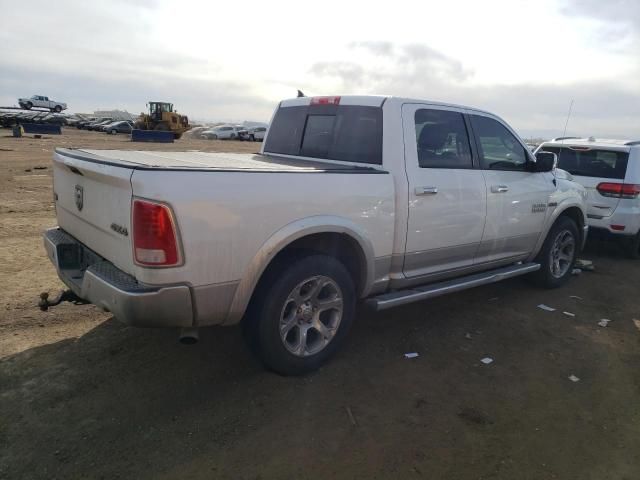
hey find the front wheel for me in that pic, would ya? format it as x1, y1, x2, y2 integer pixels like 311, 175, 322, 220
54, 105, 62, 113
530, 216, 579, 288
243, 254, 356, 375
23, 102, 32, 110
110, 129, 117, 135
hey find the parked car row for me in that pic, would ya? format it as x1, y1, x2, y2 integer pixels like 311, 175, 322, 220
0, 110, 71, 128
201, 124, 267, 141
76, 117, 135, 134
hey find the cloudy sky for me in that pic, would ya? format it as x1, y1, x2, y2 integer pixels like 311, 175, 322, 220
1, 0, 638, 138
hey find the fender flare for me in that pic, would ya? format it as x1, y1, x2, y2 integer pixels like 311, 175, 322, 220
528, 200, 587, 261
224, 215, 376, 325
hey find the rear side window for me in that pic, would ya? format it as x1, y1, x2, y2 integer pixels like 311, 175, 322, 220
540, 146, 629, 179
470, 115, 528, 171
264, 105, 383, 164
414, 109, 472, 168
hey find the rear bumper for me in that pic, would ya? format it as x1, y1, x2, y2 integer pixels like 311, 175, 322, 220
43, 228, 194, 327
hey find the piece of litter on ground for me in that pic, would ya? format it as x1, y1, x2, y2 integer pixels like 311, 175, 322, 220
404, 352, 419, 359
633, 319, 640, 332
570, 295, 583, 300
563, 311, 576, 317
572, 268, 582, 275
465, 333, 472, 340
345, 406, 357, 426
598, 319, 611, 328
575, 259, 594, 271
480, 357, 493, 365
568, 375, 580, 382
537, 304, 556, 312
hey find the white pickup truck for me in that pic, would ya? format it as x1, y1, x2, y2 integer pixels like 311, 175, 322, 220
19, 95, 67, 113
44, 95, 588, 374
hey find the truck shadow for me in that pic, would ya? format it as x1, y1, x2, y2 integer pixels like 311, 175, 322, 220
2, 250, 637, 479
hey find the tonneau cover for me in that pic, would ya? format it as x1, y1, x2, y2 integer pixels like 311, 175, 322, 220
55, 148, 384, 173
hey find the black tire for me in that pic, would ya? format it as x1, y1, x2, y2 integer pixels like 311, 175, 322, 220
110, 129, 117, 135
249, 134, 255, 142
243, 254, 356, 376
230, 133, 237, 139
154, 123, 169, 131
530, 216, 579, 288
625, 232, 640, 259
211, 134, 218, 140
24, 102, 32, 110
54, 105, 62, 113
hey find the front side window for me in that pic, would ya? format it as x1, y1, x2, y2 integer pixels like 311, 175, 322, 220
414, 109, 472, 168
471, 115, 528, 171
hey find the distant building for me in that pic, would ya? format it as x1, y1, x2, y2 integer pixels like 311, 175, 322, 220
93, 110, 136, 121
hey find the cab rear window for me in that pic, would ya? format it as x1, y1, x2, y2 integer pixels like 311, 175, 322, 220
541, 146, 629, 179
264, 105, 383, 165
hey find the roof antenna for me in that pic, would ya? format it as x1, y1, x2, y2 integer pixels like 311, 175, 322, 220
561, 99, 574, 142
297, 90, 305, 98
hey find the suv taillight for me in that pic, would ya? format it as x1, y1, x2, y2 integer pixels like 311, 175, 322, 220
596, 183, 640, 199
132, 199, 181, 266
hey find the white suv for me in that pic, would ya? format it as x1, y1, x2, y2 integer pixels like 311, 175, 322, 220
537, 137, 640, 258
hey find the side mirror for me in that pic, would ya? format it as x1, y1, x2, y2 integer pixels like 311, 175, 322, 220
532, 151, 557, 172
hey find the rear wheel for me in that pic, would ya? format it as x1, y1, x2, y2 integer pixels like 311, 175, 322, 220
243, 254, 355, 375
24, 102, 32, 110
530, 216, 579, 288
110, 129, 117, 135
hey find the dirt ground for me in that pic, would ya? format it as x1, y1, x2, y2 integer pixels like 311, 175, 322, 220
1, 128, 639, 480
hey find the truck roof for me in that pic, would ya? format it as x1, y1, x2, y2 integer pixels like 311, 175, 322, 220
279, 95, 495, 116
541, 137, 639, 151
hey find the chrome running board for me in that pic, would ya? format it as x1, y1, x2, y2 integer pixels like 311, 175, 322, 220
365, 262, 540, 312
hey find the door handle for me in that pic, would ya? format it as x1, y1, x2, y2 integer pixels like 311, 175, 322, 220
491, 185, 509, 193
415, 186, 438, 195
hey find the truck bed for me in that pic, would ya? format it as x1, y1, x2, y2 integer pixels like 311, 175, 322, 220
55, 148, 386, 173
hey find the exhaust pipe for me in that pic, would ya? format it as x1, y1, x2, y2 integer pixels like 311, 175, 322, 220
179, 327, 199, 345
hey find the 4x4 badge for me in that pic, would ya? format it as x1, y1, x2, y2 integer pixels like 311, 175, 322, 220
75, 185, 84, 211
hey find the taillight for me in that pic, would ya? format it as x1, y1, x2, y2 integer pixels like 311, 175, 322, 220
310, 96, 341, 106
596, 183, 640, 199
132, 199, 181, 266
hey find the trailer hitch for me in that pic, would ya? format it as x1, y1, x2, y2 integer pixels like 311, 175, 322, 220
38, 290, 88, 311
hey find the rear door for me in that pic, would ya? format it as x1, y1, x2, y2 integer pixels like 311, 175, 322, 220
470, 114, 555, 263
53, 150, 135, 274
401, 104, 486, 277
539, 146, 629, 218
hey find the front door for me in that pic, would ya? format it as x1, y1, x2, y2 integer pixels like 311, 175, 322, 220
469, 114, 556, 263
402, 104, 487, 278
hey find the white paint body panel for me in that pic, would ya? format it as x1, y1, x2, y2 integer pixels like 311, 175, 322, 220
48, 95, 589, 327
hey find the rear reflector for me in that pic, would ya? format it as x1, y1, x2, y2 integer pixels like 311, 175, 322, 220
132, 199, 181, 266
596, 183, 640, 199
611, 224, 626, 231
310, 96, 341, 106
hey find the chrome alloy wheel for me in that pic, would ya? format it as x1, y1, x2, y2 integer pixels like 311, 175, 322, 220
549, 229, 575, 278
279, 275, 343, 357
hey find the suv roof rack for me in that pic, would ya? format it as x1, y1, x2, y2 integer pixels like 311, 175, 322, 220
625, 140, 640, 146
552, 136, 581, 141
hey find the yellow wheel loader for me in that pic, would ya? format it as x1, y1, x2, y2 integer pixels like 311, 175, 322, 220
135, 102, 191, 139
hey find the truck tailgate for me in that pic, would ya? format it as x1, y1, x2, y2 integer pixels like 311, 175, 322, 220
53, 150, 135, 275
